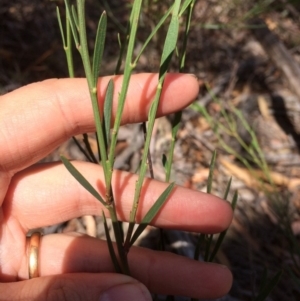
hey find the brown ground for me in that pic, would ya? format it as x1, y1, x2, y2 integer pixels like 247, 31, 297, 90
1, 1, 300, 300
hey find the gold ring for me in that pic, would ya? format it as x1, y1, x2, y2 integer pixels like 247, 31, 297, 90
27, 232, 42, 279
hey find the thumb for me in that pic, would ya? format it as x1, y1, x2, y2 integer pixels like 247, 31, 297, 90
1, 273, 152, 301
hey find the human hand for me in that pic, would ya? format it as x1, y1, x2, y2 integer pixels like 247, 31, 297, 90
0, 73, 233, 300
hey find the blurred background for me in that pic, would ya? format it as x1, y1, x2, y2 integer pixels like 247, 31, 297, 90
1, 1, 300, 300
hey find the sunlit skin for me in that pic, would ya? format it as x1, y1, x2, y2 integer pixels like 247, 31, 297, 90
0, 73, 233, 300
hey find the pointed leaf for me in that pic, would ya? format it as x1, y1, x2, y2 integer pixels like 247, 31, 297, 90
159, 0, 181, 79
60, 155, 106, 205
64, 0, 79, 46
179, 0, 195, 71
207, 150, 217, 194
93, 11, 107, 87
171, 111, 182, 137
165, 111, 182, 182
130, 182, 175, 246
108, 0, 142, 163
56, 7, 66, 48
82, 133, 98, 163
231, 190, 238, 210
223, 177, 232, 201
102, 212, 122, 273
179, 0, 194, 16
209, 186, 237, 262
103, 79, 114, 150
71, 4, 79, 30
134, 4, 174, 64
208, 229, 226, 262
72, 136, 93, 162
127, 100, 158, 227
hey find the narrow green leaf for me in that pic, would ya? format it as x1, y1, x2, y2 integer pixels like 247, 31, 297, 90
102, 212, 122, 273
76, 0, 92, 80
231, 190, 238, 210
101, 0, 126, 34
141, 122, 155, 179
114, 32, 126, 74
103, 79, 114, 150
65, 8, 75, 78
253, 270, 282, 301
92, 11, 107, 87
60, 155, 106, 206
117, 33, 122, 48
108, 0, 142, 164
76, 0, 109, 179
162, 154, 168, 171
191, 103, 213, 124
71, 4, 79, 30
64, 0, 79, 47
127, 100, 157, 228
129, 182, 175, 247
72, 136, 93, 162
207, 150, 217, 194
134, 4, 174, 64
159, 0, 181, 79
208, 179, 235, 262
125, 2, 181, 244
179, 0, 194, 16
179, 0, 195, 71
171, 111, 182, 137
105, 202, 130, 275
208, 230, 226, 262
82, 133, 98, 163
223, 177, 232, 201
165, 111, 182, 182
56, 7, 66, 48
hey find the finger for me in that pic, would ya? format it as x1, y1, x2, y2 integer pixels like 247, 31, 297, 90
0, 73, 198, 173
2, 273, 151, 301
19, 233, 232, 299
7, 161, 233, 233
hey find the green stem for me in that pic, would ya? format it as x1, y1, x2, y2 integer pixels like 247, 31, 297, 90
107, 0, 143, 192
66, 10, 75, 78
125, 0, 181, 247
179, 0, 195, 71
76, 0, 109, 179
125, 82, 165, 246
107, 205, 130, 275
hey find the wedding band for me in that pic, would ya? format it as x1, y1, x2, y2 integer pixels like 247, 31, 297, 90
27, 232, 42, 279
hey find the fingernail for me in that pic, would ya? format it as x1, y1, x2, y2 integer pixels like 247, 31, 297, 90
187, 73, 198, 79
99, 283, 152, 301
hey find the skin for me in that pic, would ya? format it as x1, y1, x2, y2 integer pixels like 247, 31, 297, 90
0, 73, 233, 300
